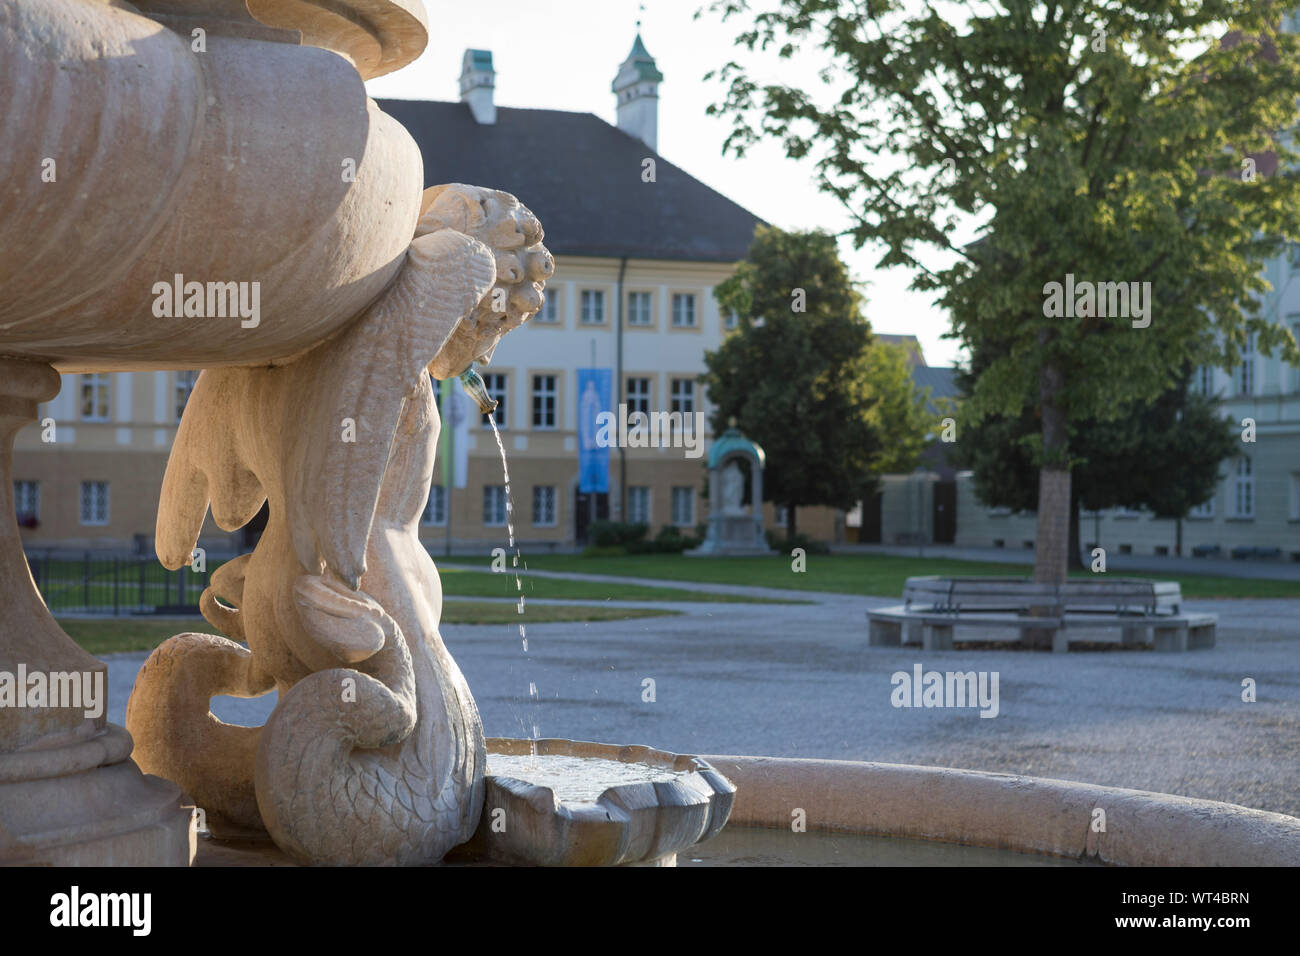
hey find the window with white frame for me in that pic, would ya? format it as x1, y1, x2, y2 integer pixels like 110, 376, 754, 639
422, 485, 447, 526
627, 486, 650, 524
483, 485, 507, 526
79, 374, 110, 422
1231, 457, 1254, 518
626, 377, 650, 416
627, 291, 652, 326
774, 504, 789, 526
80, 481, 109, 526
175, 370, 199, 422
1196, 365, 1214, 397
670, 378, 695, 415
538, 289, 559, 323
14, 481, 39, 521
580, 289, 605, 325
481, 373, 507, 428
1189, 496, 1215, 519
671, 486, 695, 526
671, 293, 697, 328
531, 374, 557, 429
1238, 332, 1255, 396
670, 377, 696, 443
532, 485, 557, 526
725, 309, 739, 330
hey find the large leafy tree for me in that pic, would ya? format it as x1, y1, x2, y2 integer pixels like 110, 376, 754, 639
704, 0, 1300, 584
955, 345, 1239, 567
703, 226, 928, 536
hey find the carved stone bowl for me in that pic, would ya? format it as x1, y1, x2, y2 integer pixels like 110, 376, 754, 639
451, 738, 736, 867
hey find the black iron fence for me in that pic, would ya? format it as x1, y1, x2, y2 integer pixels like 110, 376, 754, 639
25, 551, 214, 616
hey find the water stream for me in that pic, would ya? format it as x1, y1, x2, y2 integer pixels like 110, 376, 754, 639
487, 417, 539, 765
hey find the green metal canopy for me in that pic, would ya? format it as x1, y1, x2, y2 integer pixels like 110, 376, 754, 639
708, 426, 765, 470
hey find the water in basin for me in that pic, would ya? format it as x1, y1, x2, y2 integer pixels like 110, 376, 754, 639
487, 753, 691, 805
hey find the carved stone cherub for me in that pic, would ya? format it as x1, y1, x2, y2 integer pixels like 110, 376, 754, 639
127, 184, 551, 865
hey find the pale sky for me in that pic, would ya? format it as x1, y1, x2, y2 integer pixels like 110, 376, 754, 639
366, 0, 964, 368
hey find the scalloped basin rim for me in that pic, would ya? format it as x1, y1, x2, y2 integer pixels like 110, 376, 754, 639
469, 737, 737, 866
484, 737, 731, 818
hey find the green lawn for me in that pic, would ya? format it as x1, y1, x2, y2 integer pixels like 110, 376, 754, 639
59, 603, 680, 655
462, 552, 1300, 600
437, 567, 798, 604
29, 556, 800, 610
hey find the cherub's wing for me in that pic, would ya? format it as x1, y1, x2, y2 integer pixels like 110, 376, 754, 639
284, 229, 497, 587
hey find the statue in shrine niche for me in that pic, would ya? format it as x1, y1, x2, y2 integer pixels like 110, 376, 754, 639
721, 462, 746, 514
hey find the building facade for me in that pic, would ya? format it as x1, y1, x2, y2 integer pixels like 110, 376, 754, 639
955, 249, 1300, 557
12, 37, 841, 555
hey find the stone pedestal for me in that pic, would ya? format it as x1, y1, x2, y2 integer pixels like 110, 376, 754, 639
0, 359, 194, 866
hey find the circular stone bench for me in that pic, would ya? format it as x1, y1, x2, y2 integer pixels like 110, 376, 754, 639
867, 576, 1215, 652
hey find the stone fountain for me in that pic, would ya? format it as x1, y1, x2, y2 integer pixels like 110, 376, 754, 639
4, 0, 1300, 870
0, 0, 734, 867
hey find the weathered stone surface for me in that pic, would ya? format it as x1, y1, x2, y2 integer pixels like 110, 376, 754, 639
127, 185, 550, 865
0, 360, 194, 866
1, 0, 555, 867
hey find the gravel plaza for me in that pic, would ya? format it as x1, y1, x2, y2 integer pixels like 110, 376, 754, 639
103, 569, 1300, 819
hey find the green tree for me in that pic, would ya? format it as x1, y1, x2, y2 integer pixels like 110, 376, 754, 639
704, 226, 926, 536
705, 0, 1300, 584
955, 347, 1239, 567
864, 341, 936, 474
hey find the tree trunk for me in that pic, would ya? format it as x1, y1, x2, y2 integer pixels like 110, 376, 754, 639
1067, 481, 1084, 571
1033, 356, 1071, 586
786, 504, 797, 539
1028, 353, 1070, 649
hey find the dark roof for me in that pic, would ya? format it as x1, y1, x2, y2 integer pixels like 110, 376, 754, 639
377, 99, 765, 262
911, 364, 958, 401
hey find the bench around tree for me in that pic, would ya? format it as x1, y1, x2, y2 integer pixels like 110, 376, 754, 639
867, 576, 1215, 652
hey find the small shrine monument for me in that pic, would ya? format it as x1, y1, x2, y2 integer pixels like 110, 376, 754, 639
687, 423, 775, 556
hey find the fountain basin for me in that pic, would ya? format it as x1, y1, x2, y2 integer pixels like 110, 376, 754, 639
189, 753, 1300, 866
703, 756, 1300, 866
450, 738, 736, 867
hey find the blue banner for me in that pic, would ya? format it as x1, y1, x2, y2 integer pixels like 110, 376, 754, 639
577, 367, 611, 493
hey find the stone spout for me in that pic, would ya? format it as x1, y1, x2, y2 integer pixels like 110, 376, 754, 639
458, 366, 498, 415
